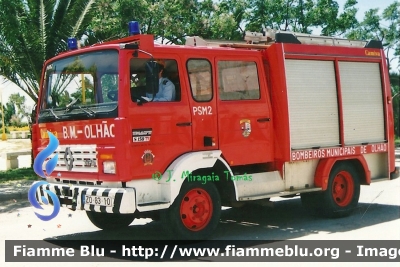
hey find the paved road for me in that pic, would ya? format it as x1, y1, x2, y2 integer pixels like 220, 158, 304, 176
1, 177, 399, 267
1, 150, 399, 266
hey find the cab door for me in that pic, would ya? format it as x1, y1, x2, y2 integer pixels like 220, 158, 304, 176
183, 57, 219, 151
127, 55, 192, 178
215, 56, 273, 166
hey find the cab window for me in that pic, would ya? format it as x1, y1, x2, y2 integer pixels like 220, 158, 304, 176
217, 61, 260, 100
187, 59, 212, 102
130, 58, 180, 102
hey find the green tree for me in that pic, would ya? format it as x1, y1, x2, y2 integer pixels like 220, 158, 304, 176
0, 102, 16, 127
9, 93, 29, 122
0, 0, 96, 104
89, 0, 248, 44
246, 0, 358, 34
208, 0, 247, 40
247, 0, 294, 32
314, 0, 359, 36
345, 2, 400, 71
391, 72, 400, 136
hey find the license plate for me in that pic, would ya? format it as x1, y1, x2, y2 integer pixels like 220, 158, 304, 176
85, 195, 113, 207
133, 136, 150, 142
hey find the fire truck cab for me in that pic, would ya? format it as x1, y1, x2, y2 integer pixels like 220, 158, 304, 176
33, 22, 398, 239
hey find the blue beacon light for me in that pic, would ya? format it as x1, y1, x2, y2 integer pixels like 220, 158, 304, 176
67, 37, 78, 50
128, 21, 140, 36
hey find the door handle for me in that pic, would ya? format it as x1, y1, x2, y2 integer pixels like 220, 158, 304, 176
176, 122, 192, 127
257, 118, 270, 122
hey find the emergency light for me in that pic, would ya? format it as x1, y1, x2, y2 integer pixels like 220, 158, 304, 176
67, 37, 78, 50
128, 21, 140, 36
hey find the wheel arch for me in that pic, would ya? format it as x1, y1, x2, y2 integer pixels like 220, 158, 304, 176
314, 156, 371, 191
164, 150, 234, 206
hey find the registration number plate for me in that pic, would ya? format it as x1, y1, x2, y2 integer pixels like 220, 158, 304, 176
85, 195, 113, 207
133, 136, 150, 142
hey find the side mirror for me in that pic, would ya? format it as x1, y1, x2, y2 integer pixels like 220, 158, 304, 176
145, 61, 159, 97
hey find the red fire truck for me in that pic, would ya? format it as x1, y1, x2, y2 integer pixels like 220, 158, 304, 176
33, 21, 399, 239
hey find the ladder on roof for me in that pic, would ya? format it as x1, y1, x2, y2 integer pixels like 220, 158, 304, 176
185, 29, 381, 49
185, 35, 270, 49
251, 29, 368, 47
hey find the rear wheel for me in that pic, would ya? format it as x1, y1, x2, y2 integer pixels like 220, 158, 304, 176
321, 162, 360, 217
161, 182, 221, 240
86, 211, 135, 230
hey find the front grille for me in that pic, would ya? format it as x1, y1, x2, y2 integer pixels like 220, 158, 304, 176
55, 178, 102, 186
49, 144, 98, 173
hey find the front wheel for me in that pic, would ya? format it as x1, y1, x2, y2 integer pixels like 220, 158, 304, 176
161, 182, 221, 240
319, 162, 360, 218
86, 211, 135, 230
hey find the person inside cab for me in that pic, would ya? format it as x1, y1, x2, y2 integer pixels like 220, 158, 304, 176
146, 60, 176, 101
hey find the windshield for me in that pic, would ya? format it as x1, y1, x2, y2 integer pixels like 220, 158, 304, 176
38, 50, 119, 123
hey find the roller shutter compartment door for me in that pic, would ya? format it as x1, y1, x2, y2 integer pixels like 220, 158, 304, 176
339, 62, 385, 145
286, 59, 340, 149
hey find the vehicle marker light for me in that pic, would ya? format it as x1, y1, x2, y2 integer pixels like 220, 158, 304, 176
128, 21, 140, 36
67, 37, 78, 50
100, 154, 113, 160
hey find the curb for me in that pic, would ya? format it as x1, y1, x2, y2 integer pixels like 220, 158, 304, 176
0, 190, 29, 203
0, 180, 34, 203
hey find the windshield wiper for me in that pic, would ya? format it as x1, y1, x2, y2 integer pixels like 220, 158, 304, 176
48, 108, 60, 120
77, 105, 95, 117
64, 98, 96, 118
65, 98, 79, 112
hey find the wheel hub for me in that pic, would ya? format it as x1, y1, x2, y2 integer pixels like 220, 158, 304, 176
180, 188, 213, 231
332, 171, 354, 207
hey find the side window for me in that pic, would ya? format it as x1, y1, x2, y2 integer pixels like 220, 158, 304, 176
130, 58, 180, 102
187, 59, 212, 102
218, 61, 260, 100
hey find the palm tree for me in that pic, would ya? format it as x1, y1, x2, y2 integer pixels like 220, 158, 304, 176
0, 0, 96, 104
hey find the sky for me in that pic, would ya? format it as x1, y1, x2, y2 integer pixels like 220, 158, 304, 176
0, 77, 35, 111
0, 0, 398, 108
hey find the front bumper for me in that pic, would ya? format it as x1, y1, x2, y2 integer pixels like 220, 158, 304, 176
35, 182, 136, 214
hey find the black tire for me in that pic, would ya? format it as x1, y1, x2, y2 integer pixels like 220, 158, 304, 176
86, 211, 135, 230
161, 181, 221, 240
318, 162, 360, 218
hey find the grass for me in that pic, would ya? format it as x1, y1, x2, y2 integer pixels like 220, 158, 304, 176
396, 139, 400, 147
0, 167, 38, 183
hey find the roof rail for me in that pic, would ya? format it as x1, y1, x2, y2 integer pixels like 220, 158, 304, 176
185, 36, 270, 49
185, 30, 382, 50
275, 31, 366, 47
185, 36, 234, 47
245, 30, 382, 49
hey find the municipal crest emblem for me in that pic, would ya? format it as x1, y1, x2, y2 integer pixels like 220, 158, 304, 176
240, 119, 251, 137
142, 150, 155, 165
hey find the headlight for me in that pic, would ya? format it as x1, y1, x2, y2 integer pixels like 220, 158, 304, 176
103, 161, 116, 174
